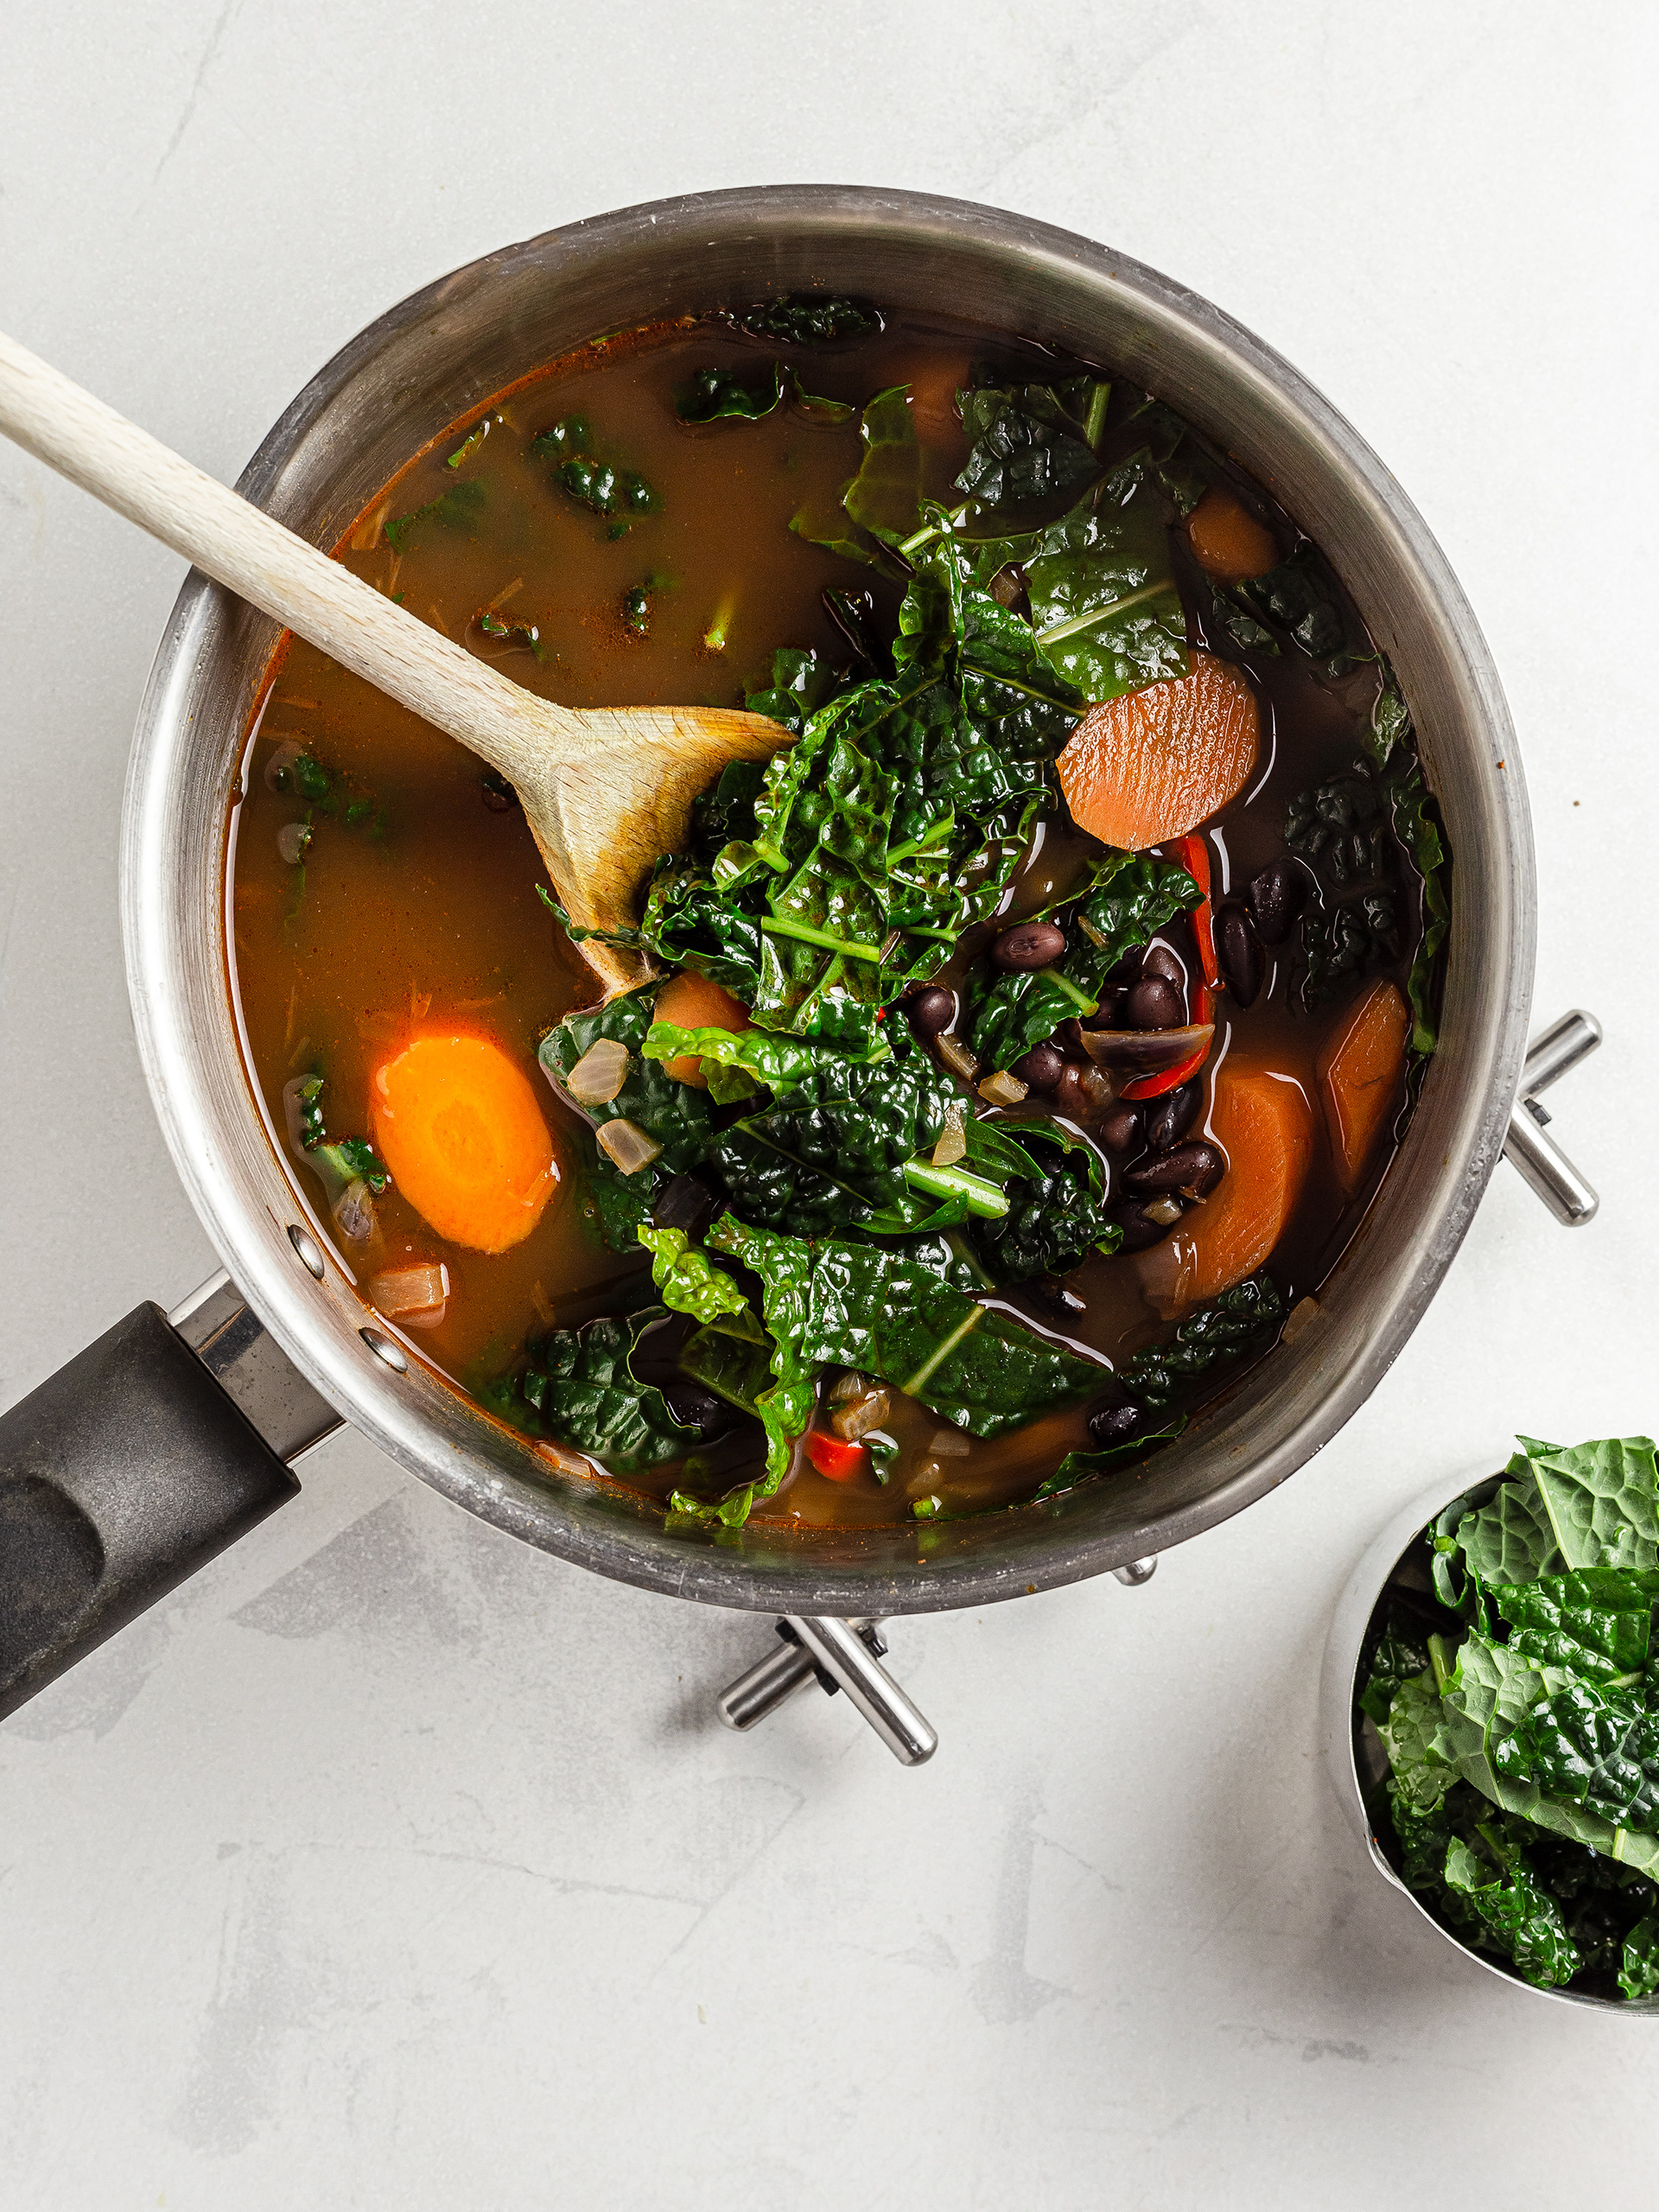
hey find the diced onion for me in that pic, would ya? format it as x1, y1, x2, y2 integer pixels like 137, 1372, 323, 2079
369, 1262, 450, 1319
831, 1386, 892, 1443
332, 1179, 378, 1244
936, 1034, 979, 1082
1146, 1195, 1183, 1225
829, 1369, 870, 1404
978, 1069, 1029, 1107
565, 1037, 632, 1105
595, 1117, 663, 1174
276, 820, 311, 866
931, 1103, 966, 1166
927, 1427, 972, 1458
1079, 1066, 1114, 1109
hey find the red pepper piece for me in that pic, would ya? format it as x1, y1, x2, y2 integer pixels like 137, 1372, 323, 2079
805, 1429, 867, 1481
1122, 1039, 1211, 1101
1173, 833, 1221, 994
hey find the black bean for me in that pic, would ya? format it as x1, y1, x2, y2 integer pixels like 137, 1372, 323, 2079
1124, 976, 1186, 1030
1097, 1103, 1145, 1158
660, 1380, 732, 1440
906, 985, 956, 1039
992, 919, 1067, 972
1035, 1276, 1087, 1317
1051, 1064, 1086, 1116
1141, 943, 1185, 988
481, 768, 518, 813
1014, 1040, 1065, 1092
652, 1173, 718, 1240
1249, 855, 1306, 947
1215, 899, 1264, 1007
1088, 1401, 1141, 1446
1082, 987, 1127, 1031
1144, 1079, 1201, 1154
1110, 1198, 1184, 1252
1124, 1140, 1225, 1198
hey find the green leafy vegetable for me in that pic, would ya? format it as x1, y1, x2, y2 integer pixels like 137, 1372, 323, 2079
969, 849, 1201, 1071
1392, 760, 1450, 1055
955, 378, 1102, 507
638, 1224, 765, 1335
1015, 454, 1188, 705
497, 1310, 696, 1473
385, 477, 486, 550
677, 363, 785, 422
1031, 1414, 1185, 1501
1116, 1274, 1285, 1413
708, 1214, 1105, 1440
730, 296, 879, 345
540, 984, 714, 1193
1368, 1435, 1659, 1995
1357, 1611, 1433, 1726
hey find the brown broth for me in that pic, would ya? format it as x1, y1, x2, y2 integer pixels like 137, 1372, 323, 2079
227, 313, 1431, 1529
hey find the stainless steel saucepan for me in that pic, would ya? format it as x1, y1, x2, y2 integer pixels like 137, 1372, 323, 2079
0, 187, 1598, 1762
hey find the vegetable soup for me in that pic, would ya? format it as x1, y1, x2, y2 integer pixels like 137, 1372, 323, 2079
228, 296, 1448, 1531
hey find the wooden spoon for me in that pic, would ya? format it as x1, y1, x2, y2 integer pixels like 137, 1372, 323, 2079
0, 329, 792, 994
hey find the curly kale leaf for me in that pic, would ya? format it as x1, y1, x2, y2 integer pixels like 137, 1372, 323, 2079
1449, 1456, 1564, 1587
1492, 1570, 1659, 1682
708, 1215, 1104, 1440
1494, 1683, 1659, 1835
1030, 1413, 1185, 1501
1357, 1610, 1434, 1727
1228, 545, 1353, 671
501, 1309, 696, 1473
1621, 1914, 1659, 1999
539, 982, 715, 1179
730, 296, 880, 345
1300, 890, 1400, 1008
636, 1224, 815, 1527
742, 645, 838, 738
638, 1224, 765, 1336
1116, 1273, 1285, 1414
638, 861, 765, 1001
955, 378, 1104, 508
1286, 763, 1395, 892
967, 1130, 1118, 1282
676, 362, 785, 423
1392, 759, 1450, 1054
1443, 1833, 1581, 1987
1516, 1435, 1659, 1571
1018, 453, 1188, 705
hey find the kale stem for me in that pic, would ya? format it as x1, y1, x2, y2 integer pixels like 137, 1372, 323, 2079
1036, 576, 1171, 646
901, 1303, 988, 1397
903, 1159, 1009, 1218
1084, 380, 1111, 454
1040, 966, 1100, 1016
759, 916, 886, 963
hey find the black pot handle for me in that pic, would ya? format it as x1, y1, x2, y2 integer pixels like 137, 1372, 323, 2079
0, 1279, 341, 1719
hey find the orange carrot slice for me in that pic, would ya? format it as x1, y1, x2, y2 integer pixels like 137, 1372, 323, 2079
653, 969, 752, 1087
1152, 1063, 1313, 1315
1318, 980, 1409, 1191
372, 1033, 558, 1254
1057, 650, 1260, 852
1186, 486, 1277, 582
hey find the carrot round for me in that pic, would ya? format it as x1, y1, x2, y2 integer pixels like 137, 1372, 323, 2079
1186, 485, 1277, 582
372, 1033, 559, 1254
1057, 650, 1260, 852
1152, 1063, 1313, 1314
654, 969, 751, 1087
1318, 979, 1409, 1191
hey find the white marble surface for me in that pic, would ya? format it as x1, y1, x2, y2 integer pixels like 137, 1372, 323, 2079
3, 3, 1656, 2203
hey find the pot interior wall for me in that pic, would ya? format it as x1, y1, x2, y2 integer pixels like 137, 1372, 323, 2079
124, 188, 1533, 1613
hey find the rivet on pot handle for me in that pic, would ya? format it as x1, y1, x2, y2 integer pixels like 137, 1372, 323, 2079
1503, 1009, 1601, 1226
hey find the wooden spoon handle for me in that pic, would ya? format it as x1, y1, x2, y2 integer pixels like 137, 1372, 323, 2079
0, 327, 586, 781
